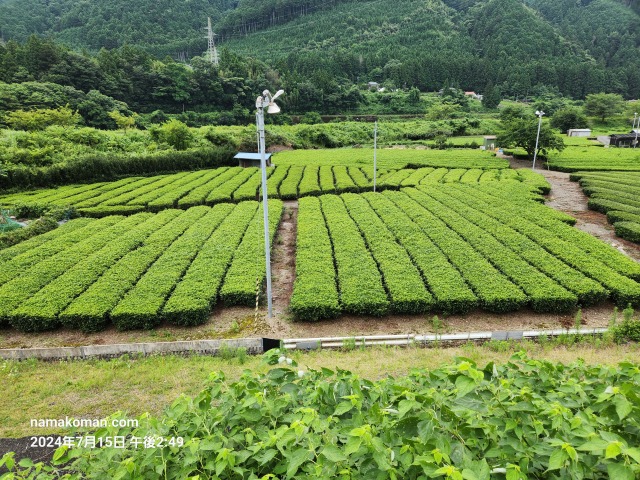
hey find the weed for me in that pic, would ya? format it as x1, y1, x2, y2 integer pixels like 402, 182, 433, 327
342, 337, 356, 352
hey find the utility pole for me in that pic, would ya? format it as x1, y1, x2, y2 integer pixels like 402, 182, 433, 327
205, 17, 219, 66
373, 121, 378, 192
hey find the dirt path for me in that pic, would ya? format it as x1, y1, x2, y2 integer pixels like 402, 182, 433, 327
270, 200, 298, 317
508, 157, 640, 263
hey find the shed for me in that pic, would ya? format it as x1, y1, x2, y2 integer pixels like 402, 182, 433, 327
567, 129, 592, 137
483, 135, 497, 150
609, 133, 639, 148
235, 152, 272, 168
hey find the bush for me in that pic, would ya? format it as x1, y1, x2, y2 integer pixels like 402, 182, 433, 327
0, 147, 235, 189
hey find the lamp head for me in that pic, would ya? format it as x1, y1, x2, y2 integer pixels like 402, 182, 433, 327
267, 103, 281, 114
535, 110, 545, 117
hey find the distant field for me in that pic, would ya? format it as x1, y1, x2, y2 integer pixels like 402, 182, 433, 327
548, 146, 640, 171
274, 148, 507, 169
0, 164, 542, 218
571, 171, 640, 244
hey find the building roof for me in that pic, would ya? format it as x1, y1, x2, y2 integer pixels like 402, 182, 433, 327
234, 153, 272, 161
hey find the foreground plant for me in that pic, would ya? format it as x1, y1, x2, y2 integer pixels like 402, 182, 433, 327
2, 353, 640, 479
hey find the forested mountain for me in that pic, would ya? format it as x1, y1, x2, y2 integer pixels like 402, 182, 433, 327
0, 0, 638, 99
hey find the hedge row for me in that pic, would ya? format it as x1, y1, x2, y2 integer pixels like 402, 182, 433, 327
9, 210, 181, 332
232, 169, 270, 202
261, 165, 289, 197
347, 166, 370, 186
342, 193, 433, 314
102, 174, 178, 206
279, 166, 305, 200
289, 197, 341, 321
405, 188, 578, 313
59, 207, 212, 332
615, 222, 640, 244
110, 206, 234, 330
0, 215, 137, 326
383, 190, 528, 313
0, 217, 94, 264
0, 147, 235, 189
320, 194, 389, 316
440, 186, 607, 305
297, 165, 321, 197
400, 167, 434, 186
162, 202, 258, 326
74, 176, 162, 208
206, 168, 257, 204
458, 168, 483, 183
450, 185, 640, 307
148, 169, 226, 210
177, 168, 237, 208
132, 170, 207, 207
219, 200, 283, 306
607, 210, 640, 225
333, 165, 358, 193
362, 192, 477, 314
0, 217, 115, 288
419, 167, 448, 184
77, 205, 146, 217
318, 165, 335, 192
442, 168, 467, 183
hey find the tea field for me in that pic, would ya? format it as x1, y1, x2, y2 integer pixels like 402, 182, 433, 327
548, 146, 640, 172
572, 171, 640, 244
0, 164, 545, 218
291, 185, 640, 320
0, 200, 283, 332
274, 147, 508, 169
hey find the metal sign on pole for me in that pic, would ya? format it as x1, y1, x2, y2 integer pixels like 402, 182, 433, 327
373, 120, 378, 192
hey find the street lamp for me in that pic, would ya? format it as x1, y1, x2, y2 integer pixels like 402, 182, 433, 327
633, 112, 638, 148
532, 110, 545, 170
255, 89, 284, 318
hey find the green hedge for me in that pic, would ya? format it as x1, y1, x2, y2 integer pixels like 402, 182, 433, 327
162, 203, 256, 326
0, 147, 235, 189
615, 221, 640, 244
443, 185, 607, 306
320, 194, 389, 316
110, 207, 232, 330
342, 193, 433, 314
219, 200, 284, 306
289, 197, 341, 321
9, 211, 176, 332
405, 188, 578, 313
60, 208, 209, 333
384, 190, 528, 313
0, 215, 135, 328
363, 192, 477, 314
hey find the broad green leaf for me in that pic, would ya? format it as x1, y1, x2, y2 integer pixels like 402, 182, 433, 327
321, 445, 347, 463
577, 439, 608, 452
613, 396, 633, 420
334, 402, 353, 416
607, 463, 634, 480
547, 449, 566, 471
455, 375, 476, 398
623, 447, 640, 463
605, 442, 622, 459
286, 449, 311, 479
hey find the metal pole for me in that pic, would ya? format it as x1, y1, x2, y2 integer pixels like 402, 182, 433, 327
373, 121, 378, 192
256, 105, 273, 318
532, 113, 543, 170
634, 113, 638, 148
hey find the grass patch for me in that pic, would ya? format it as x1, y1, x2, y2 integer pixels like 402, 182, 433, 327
1, 341, 639, 438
